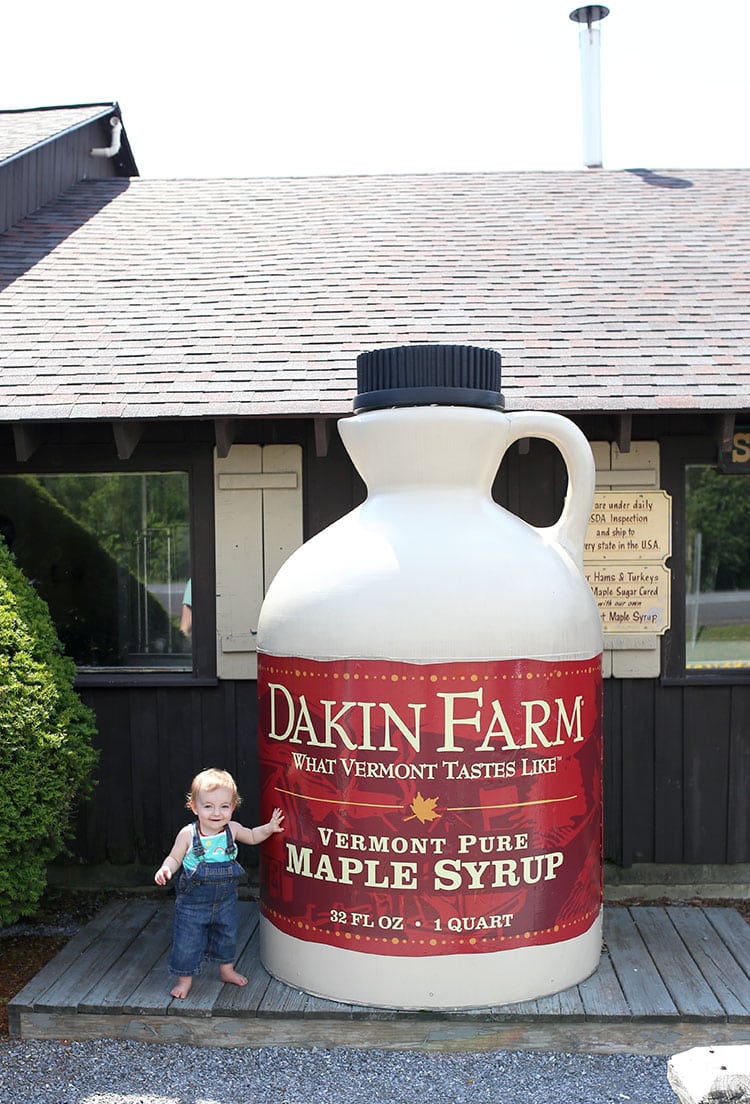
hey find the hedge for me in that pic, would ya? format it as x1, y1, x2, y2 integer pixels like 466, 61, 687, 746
0, 540, 98, 926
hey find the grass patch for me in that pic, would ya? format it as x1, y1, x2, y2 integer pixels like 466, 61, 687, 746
696, 622, 750, 642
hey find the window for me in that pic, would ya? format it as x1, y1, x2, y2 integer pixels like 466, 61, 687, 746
685, 464, 750, 670
0, 471, 192, 671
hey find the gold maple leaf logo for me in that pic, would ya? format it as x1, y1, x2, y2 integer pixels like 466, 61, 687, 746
404, 792, 441, 824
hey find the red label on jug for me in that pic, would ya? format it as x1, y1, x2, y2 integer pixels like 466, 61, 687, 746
258, 655, 602, 957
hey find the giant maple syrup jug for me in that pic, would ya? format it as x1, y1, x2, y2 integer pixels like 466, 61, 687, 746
257, 345, 603, 1009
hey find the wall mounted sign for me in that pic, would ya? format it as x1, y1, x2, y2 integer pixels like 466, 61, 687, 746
584, 491, 672, 634
718, 429, 750, 473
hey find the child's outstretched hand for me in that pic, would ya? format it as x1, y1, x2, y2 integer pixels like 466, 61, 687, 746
268, 807, 285, 834
154, 865, 172, 886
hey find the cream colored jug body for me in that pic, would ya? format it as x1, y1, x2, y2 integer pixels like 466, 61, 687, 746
257, 404, 603, 1009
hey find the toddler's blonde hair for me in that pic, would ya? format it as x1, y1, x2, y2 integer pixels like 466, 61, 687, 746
186, 768, 242, 809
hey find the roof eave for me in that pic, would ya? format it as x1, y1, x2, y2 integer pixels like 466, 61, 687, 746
0, 102, 139, 176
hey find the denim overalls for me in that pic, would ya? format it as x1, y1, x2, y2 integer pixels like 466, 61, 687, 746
168, 823, 245, 977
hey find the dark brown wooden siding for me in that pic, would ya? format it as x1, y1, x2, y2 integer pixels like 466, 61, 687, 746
70, 676, 750, 869
5, 413, 748, 872
0, 114, 132, 233
77, 682, 260, 870
604, 679, 750, 866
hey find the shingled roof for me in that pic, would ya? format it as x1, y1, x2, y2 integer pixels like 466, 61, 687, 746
0, 168, 748, 422
0, 104, 120, 163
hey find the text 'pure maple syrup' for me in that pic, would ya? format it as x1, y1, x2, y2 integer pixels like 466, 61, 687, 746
257, 344, 603, 1009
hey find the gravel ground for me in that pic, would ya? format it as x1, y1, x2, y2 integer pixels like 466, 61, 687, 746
0, 1039, 677, 1103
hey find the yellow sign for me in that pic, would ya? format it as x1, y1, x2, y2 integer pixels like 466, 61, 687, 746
584, 491, 672, 635
584, 563, 671, 633
584, 491, 671, 562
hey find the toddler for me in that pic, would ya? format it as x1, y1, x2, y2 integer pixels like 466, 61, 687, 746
155, 767, 284, 999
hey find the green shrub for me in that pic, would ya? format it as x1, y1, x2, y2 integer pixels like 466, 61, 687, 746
0, 540, 98, 926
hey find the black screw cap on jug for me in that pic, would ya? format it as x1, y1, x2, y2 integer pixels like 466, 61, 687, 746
354, 344, 504, 413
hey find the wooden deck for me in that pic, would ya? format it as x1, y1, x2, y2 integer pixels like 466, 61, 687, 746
9, 900, 750, 1054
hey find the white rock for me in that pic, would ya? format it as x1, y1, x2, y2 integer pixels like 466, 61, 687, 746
668, 1046, 750, 1104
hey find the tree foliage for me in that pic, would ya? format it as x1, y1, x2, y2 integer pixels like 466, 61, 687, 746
686, 466, 750, 592
0, 540, 99, 926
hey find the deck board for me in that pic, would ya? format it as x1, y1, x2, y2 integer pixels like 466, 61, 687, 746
8, 899, 130, 1014
577, 950, 632, 1019
603, 908, 678, 1018
213, 912, 270, 1016
9, 901, 750, 1054
527, 985, 587, 1019
258, 976, 310, 1017
122, 944, 173, 1018
630, 906, 727, 1019
704, 907, 750, 978
666, 906, 750, 1019
304, 993, 361, 1018
33, 900, 159, 1015
79, 906, 173, 1015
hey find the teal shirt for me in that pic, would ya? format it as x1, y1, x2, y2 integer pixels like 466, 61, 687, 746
183, 826, 237, 872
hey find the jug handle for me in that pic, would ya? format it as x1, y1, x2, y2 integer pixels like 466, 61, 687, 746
504, 411, 595, 569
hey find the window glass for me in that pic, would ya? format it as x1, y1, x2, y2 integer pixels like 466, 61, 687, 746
685, 465, 750, 670
0, 472, 191, 670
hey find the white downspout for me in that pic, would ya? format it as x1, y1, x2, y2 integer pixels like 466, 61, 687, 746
91, 116, 123, 159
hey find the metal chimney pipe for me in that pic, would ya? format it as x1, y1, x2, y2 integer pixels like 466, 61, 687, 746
570, 5, 610, 169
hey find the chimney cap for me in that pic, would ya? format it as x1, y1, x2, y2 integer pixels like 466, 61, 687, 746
569, 5, 610, 25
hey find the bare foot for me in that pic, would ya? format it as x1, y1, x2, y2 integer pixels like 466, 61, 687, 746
171, 976, 193, 999
219, 963, 248, 987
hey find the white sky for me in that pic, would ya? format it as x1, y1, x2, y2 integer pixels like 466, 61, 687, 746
4, 0, 749, 178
